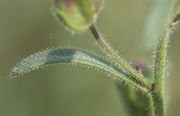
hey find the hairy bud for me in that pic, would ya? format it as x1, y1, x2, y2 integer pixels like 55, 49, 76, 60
55, 0, 102, 31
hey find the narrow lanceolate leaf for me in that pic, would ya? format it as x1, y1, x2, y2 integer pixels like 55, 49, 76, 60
55, 0, 103, 31
10, 48, 148, 92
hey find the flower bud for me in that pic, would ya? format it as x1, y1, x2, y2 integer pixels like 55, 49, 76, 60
55, 0, 102, 31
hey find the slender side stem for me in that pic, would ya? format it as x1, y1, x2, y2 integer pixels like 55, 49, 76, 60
89, 23, 152, 92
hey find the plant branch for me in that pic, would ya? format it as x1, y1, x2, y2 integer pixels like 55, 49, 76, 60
152, 36, 168, 116
89, 23, 152, 92
152, 3, 180, 115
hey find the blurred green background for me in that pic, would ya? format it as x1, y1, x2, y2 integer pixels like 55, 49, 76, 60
0, 0, 180, 116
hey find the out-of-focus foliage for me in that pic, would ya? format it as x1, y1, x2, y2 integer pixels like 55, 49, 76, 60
142, 0, 177, 50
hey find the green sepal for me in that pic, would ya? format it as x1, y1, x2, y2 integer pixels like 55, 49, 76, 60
55, 0, 102, 31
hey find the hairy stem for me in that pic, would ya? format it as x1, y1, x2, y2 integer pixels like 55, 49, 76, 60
152, 36, 168, 116
152, 6, 180, 115
89, 23, 152, 92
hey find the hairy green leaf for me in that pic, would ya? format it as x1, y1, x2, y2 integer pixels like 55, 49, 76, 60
10, 48, 148, 91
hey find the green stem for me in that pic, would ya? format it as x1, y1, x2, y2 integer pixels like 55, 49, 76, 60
89, 23, 152, 92
151, 29, 170, 116
151, 1, 180, 114
152, 8, 180, 115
